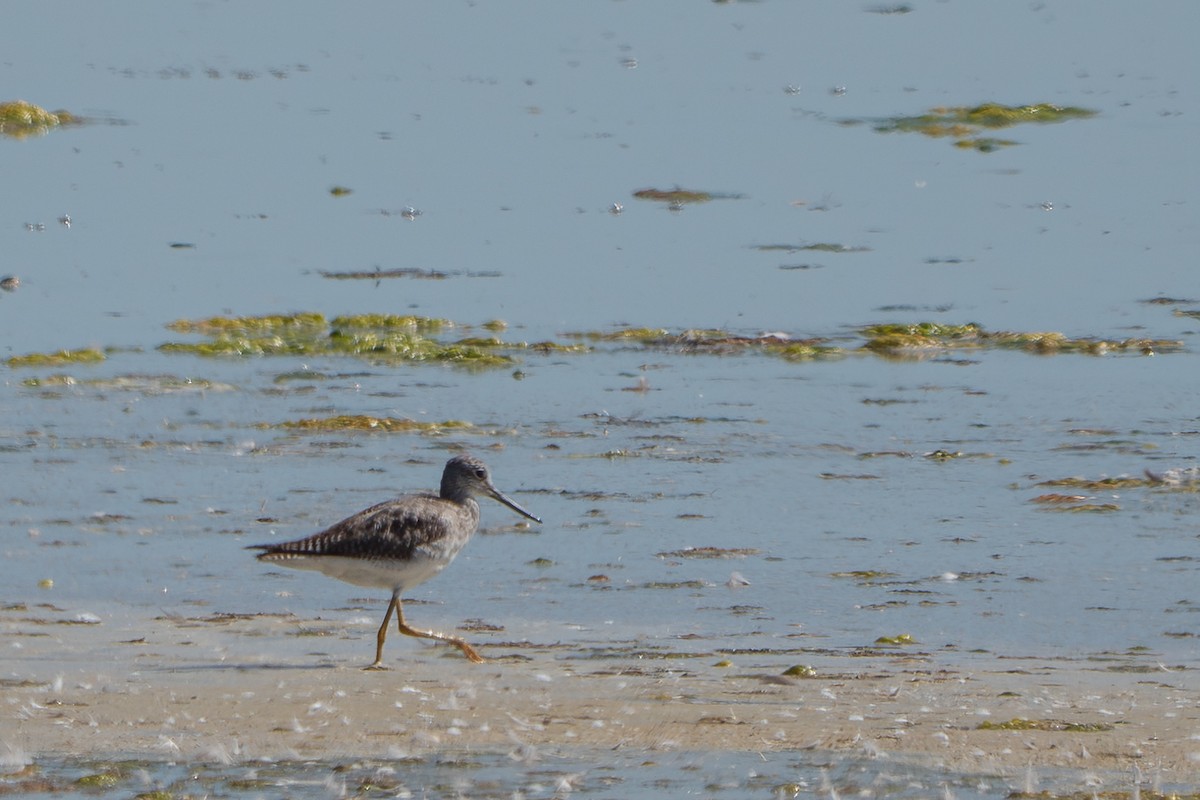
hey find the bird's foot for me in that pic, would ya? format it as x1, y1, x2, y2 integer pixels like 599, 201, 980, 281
458, 643, 486, 664
363, 661, 389, 671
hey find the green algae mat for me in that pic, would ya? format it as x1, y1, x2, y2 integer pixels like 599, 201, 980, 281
5, 312, 1187, 373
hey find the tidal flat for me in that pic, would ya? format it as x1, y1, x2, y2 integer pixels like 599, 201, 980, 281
3, 1, 1199, 797
3, 608, 1199, 799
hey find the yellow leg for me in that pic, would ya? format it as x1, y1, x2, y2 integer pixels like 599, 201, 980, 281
364, 593, 399, 670
394, 596, 485, 664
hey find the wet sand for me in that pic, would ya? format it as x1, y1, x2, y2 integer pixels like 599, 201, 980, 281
3, 609, 1197, 787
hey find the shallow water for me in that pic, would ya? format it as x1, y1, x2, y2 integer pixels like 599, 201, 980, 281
6, 343, 1196, 664
2, 1, 1198, 796
5, 749, 1184, 800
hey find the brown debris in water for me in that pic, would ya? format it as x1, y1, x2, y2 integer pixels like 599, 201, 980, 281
656, 546, 760, 559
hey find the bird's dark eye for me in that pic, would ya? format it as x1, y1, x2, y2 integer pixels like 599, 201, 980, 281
473, 467, 487, 479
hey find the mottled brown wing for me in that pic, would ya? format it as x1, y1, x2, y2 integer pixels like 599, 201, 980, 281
253, 494, 453, 561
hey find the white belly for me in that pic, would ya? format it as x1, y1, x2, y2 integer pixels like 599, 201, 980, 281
272, 553, 449, 592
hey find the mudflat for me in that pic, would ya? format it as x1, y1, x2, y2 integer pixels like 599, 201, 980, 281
3, 609, 1197, 787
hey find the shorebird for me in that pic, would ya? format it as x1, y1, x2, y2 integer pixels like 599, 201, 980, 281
249, 454, 541, 667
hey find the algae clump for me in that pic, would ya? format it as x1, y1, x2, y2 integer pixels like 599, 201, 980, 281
781, 664, 818, 678
75, 772, 121, 788
858, 102, 1098, 151
874, 633, 916, 646
7, 348, 106, 368
165, 313, 326, 336
0, 99, 77, 139
977, 717, 1113, 732
331, 314, 450, 332
859, 321, 1180, 358
633, 188, 714, 204
277, 416, 473, 434
160, 313, 512, 367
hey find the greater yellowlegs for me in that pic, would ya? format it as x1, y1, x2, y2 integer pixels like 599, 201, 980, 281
249, 454, 541, 667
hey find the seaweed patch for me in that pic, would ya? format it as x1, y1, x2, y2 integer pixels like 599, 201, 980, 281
844, 102, 1098, 151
